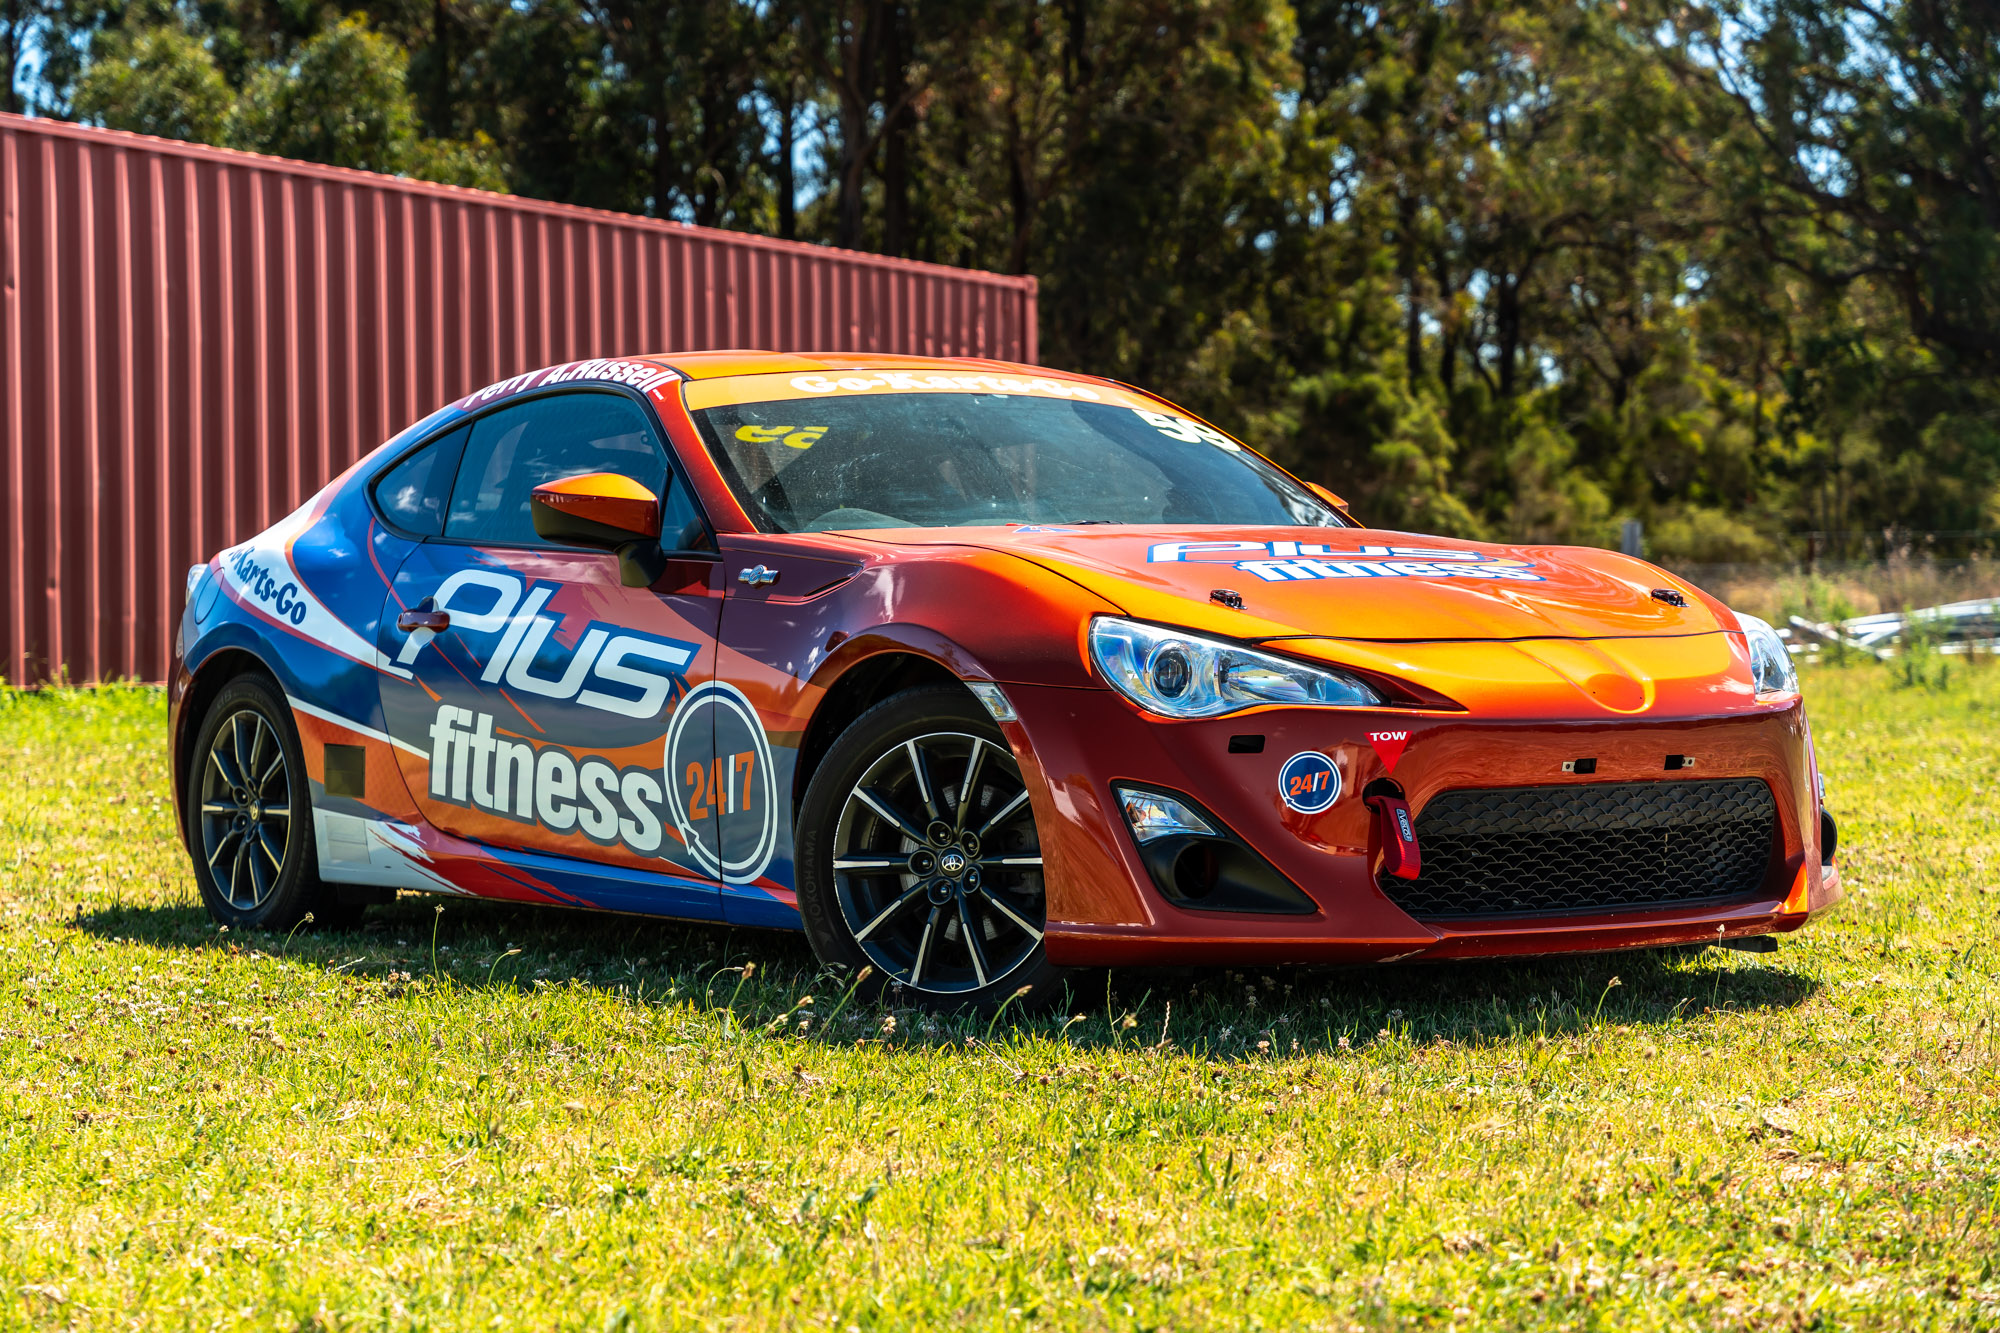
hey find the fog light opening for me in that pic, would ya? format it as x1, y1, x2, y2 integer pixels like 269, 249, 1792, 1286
1172, 842, 1222, 901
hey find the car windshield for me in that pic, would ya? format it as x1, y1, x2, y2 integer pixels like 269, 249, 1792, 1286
691, 390, 1349, 533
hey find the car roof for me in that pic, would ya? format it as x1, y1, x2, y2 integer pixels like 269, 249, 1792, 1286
648, 350, 1105, 385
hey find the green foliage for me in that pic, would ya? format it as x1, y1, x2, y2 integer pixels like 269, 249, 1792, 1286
21, 0, 2000, 554
1892, 610, 1956, 693
224, 16, 504, 187
2, 676, 1998, 1325
70, 21, 233, 141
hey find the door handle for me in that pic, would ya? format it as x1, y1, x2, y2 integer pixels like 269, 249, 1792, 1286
738, 565, 778, 587
398, 609, 450, 633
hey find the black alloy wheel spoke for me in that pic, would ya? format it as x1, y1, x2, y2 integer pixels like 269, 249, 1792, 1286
207, 827, 241, 868
976, 884, 1044, 941
905, 740, 942, 823
854, 787, 932, 846
976, 789, 1031, 839
241, 715, 263, 789
957, 895, 991, 986
831, 854, 909, 874
831, 728, 1044, 995
229, 842, 250, 906
953, 740, 988, 835
854, 882, 930, 941
910, 905, 944, 985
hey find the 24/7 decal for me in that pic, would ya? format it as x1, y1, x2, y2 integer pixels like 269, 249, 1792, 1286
1279, 750, 1342, 814
1148, 541, 1544, 584
663, 681, 780, 885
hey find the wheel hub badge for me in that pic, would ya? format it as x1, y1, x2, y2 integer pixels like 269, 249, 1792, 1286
939, 850, 967, 877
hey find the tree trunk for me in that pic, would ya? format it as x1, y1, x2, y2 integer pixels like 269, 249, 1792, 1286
1399, 191, 1421, 386
5, 0, 22, 117
430, 0, 451, 137
1496, 274, 1520, 398
881, 5, 910, 257
776, 90, 797, 241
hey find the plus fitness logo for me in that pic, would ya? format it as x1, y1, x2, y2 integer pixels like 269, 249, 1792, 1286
1148, 540, 1544, 584
393, 568, 787, 871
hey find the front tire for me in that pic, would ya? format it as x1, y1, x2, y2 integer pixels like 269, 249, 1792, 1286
796, 685, 1067, 1013
185, 675, 354, 932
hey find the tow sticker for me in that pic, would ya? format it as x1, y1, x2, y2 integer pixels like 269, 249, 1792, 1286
1368, 729, 1411, 773
1279, 750, 1342, 814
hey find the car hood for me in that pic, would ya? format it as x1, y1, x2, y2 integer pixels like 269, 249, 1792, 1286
840, 525, 1732, 644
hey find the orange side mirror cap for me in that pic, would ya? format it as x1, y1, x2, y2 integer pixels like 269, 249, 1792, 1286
531, 472, 663, 546
1308, 482, 1351, 514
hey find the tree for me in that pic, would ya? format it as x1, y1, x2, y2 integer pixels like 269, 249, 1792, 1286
226, 14, 504, 186
71, 19, 232, 138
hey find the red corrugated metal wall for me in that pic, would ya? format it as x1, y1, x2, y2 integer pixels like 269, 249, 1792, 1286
0, 113, 1039, 685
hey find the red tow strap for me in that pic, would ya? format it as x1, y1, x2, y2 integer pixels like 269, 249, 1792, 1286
1367, 794, 1423, 880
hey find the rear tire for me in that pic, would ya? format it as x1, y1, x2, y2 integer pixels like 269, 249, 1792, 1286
184, 675, 359, 933
796, 685, 1067, 1014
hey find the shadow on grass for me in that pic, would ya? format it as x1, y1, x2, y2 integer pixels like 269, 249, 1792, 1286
69, 893, 1822, 1057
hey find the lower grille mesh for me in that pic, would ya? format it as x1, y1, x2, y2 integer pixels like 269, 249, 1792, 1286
1379, 779, 1777, 920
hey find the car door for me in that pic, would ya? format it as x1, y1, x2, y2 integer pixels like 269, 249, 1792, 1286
373, 386, 727, 914
705, 532, 869, 925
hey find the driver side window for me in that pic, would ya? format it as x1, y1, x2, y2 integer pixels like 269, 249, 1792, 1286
445, 391, 699, 548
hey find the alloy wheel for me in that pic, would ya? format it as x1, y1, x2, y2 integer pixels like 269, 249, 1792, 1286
197, 707, 294, 911
830, 731, 1045, 995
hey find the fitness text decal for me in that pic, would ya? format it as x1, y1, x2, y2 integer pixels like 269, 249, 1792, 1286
426, 706, 667, 853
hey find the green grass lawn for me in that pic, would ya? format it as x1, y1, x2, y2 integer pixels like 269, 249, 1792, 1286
1, 667, 1996, 1330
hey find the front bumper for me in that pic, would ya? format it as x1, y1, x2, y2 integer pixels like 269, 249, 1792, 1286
995, 684, 1838, 967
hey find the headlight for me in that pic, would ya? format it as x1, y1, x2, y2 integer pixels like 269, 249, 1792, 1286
1737, 612, 1799, 697
1088, 616, 1382, 718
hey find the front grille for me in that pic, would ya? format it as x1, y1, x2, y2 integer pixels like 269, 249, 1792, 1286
1379, 779, 1777, 920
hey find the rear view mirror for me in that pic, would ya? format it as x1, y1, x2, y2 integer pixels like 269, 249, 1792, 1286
532, 472, 668, 587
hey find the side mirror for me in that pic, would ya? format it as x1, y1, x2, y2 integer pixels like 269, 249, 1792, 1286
1307, 482, 1354, 519
531, 472, 668, 588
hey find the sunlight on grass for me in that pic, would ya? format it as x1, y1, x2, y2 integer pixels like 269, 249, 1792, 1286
0, 665, 1995, 1329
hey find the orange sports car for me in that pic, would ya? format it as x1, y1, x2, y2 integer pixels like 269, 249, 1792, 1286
170, 352, 1840, 1009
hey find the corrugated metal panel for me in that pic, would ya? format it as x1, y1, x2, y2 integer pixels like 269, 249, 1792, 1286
0, 113, 1040, 686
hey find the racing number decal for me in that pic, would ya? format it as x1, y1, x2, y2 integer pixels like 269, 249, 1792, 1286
1134, 409, 1240, 451
735, 425, 828, 450
1279, 751, 1342, 815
